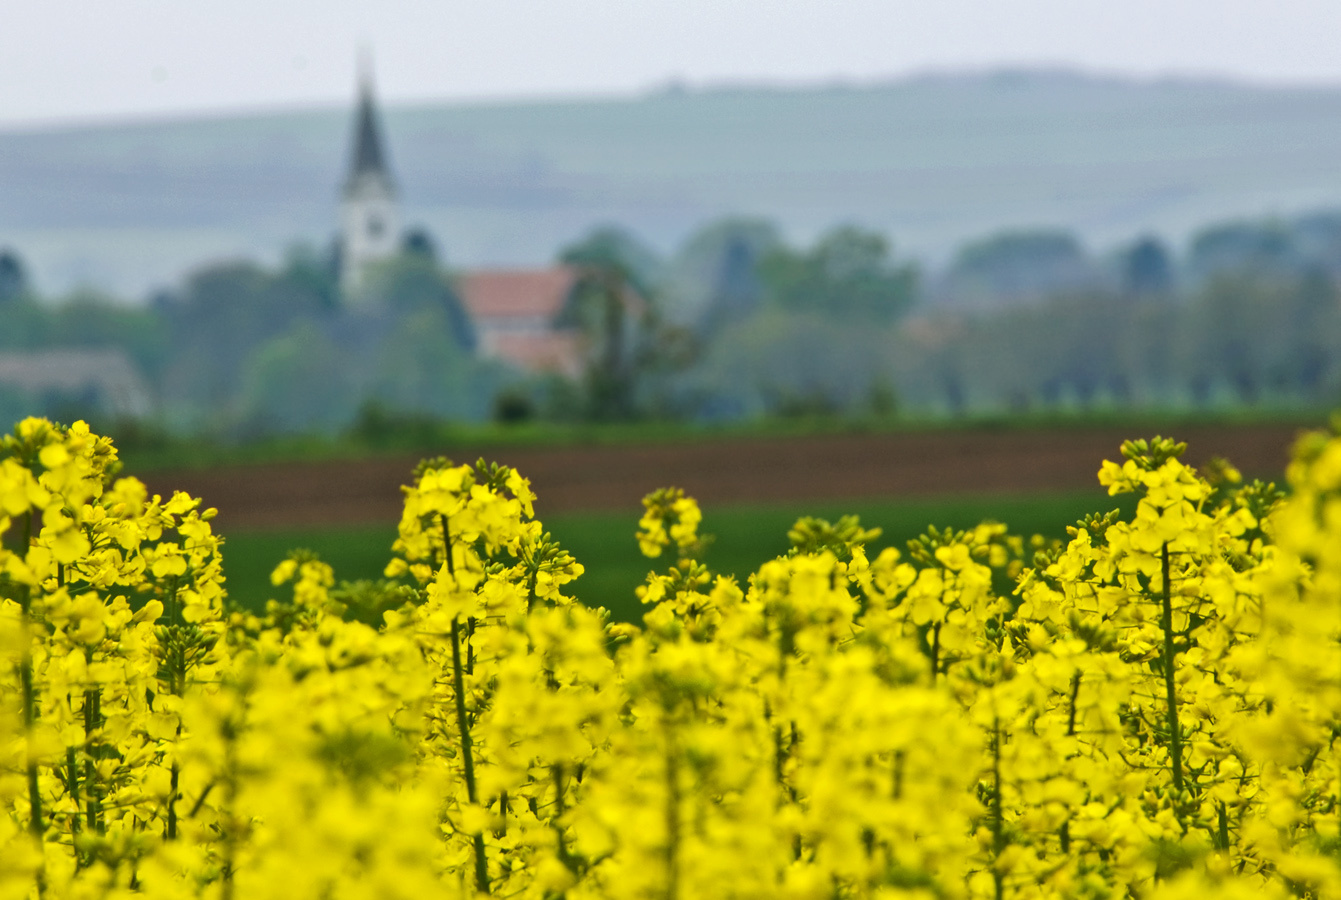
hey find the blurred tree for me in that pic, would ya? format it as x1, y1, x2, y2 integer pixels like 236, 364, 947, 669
560, 228, 688, 419
365, 307, 485, 419
559, 264, 640, 419
238, 321, 352, 434
158, 261, 331, 420
49, 292, 168, 381
358, 255, 475, 350
666, 217, 780, 332
1188, 221, 1296, 280
1273, 268, 1336, 397
693, 309, 895, 419
887, 261, 1341, 418
699, 234, 769, 333
1180, 274, 1286, 404
0, 296, 50, 349
279, 243, 341, 311
1289, 212, 1341, 274
159, 263, 270, 411
1119, 236, 1174, 298
759, 225, 917, 323
560, 226, 664, 298
0, 250, 27, 304
0, 384, 34, 428
402, 227, 439, 262
947, 229, 1094, 307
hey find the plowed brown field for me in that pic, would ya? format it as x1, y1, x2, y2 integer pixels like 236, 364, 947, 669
139, 424, 1307, 532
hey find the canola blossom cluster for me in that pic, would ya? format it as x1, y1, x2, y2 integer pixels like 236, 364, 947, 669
1, 416, 1340, 900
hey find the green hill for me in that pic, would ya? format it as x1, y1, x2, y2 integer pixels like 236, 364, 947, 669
4, 69, 1341, 298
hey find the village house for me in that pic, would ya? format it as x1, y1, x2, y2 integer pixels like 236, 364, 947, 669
338, 68, 590, 378
0, 348, 153, 420
455, 267, 585, 378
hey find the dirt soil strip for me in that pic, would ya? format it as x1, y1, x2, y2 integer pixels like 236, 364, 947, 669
140, 424, 1306, 532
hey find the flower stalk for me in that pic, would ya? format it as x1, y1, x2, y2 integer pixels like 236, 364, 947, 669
1159, 542, 1185, 795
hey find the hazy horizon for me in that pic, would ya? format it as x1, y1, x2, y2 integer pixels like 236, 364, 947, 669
6, 0, 1341, 129
6, 68, 1341, 300
0, 63, 1326, 136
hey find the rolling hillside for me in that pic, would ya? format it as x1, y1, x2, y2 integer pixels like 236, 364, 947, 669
4, 69, 1341, 298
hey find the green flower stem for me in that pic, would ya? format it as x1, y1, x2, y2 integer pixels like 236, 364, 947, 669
64, 747, 81, 836
1062, 668, 1080, 861
451, 614, 489, 894
664, 724, 681, 900
1160, 542, 1185, 795
438, 514, 455, 576
220, 715, 237, 900
991, 717, 1005, 900
891, 749, 905, 800
166, 724, 182, 840
930, 622, 943, 684
1066, 672, 1081, 737
552, 764, 579, 876
83, 689, 102, 833
21, 657, 42, 838
17, 512, 44, 844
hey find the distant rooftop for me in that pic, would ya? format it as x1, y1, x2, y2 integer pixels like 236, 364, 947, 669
456, 267, 584, 376
488, 332, 584, 378
0, 348, 152, 418
457, 267, 579, 321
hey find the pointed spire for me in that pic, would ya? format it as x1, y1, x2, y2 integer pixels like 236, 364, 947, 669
346, 51, 393, 187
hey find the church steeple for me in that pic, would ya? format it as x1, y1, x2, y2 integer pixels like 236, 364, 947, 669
339, 54, 400, 298
346, 73, 392, 186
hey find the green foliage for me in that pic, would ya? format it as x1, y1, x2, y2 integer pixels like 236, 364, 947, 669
694, 309, 895, 419
238, 321, 352, 433
1119, 435, 1187, 470
158, 260, 332, 422
0, 385, 34, 431
0, 249, 28, 303
217, 490, 1137, 623
0, 295, 49, 349
366, 307, 488, 419
278, 243, 341, 312
1189, 219, 1298, 279
1119, 236, 1175, 298
357, 254, 475, 350
558, 229, 702, 422
947, 229, 1095, 306
560, 226, 665, 300
787, 514, 881, 560
328, 579, 418, 628
144, 249, 501, 435
759, 225, 917, 323
666, 217, 781, 331
891, 266, 1341, 416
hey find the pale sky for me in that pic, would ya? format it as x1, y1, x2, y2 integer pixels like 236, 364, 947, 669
5, 0, 1341, 128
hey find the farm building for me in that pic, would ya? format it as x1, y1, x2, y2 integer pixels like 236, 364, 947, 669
0, 348, 153, 420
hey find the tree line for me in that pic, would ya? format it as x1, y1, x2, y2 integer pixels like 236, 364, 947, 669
0, 209, 1338, 436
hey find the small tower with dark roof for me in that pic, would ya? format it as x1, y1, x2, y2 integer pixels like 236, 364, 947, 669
340, 60, 399, 297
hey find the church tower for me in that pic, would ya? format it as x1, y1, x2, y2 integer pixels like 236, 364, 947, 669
340, 63, 400, 297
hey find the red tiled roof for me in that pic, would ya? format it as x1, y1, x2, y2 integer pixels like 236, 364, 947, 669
457, 267, 579, 321
0, 348, 152, 418
488, 332, 584, 377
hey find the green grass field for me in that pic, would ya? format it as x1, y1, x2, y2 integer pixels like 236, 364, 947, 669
118, 408, 1318, 473
220, 488, 1136, 623
109, 408, 1318, 474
